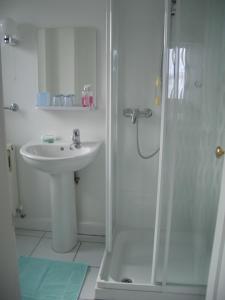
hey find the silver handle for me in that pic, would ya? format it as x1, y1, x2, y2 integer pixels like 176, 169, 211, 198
3, 103, 19, 112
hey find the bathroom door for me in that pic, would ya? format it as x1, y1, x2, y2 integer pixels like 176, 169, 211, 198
0, 60, 21, 298
155, 0, 225, 289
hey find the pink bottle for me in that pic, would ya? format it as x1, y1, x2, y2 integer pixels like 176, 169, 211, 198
82, 85, 89, 107
82, 85, 95, 108
89, 89, 94, 109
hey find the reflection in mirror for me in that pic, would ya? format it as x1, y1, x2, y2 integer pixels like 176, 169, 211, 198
37, 27, 96, 107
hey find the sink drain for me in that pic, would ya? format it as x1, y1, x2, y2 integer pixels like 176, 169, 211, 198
121, 278, 133, 283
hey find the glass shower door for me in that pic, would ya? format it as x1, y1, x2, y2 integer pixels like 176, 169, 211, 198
156, 0, 225, 286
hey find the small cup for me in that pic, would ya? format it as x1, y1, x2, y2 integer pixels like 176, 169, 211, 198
36, 92, 50, 106
51, 95, 63, 106
72, 94, 81, 106
70, 94, 76, 106
63, 95, 73, 106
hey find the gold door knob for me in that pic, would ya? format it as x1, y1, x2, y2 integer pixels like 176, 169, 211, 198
215, 146, 225, 158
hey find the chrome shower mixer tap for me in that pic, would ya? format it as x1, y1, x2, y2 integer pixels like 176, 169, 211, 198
123, 107, 159, 159
123, 108, 152, 124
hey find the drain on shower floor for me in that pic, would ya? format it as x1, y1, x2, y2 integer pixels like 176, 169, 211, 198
121, 278, 133, 283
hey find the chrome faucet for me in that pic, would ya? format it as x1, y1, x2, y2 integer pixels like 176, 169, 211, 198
72, 129, 81, 148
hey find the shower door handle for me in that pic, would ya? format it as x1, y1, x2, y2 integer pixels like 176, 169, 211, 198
215, 146, 225, 158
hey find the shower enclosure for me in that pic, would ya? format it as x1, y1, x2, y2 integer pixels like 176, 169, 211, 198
96, 0, 225, 299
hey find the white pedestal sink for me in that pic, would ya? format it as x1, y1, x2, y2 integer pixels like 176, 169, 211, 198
20, 140, 101, 253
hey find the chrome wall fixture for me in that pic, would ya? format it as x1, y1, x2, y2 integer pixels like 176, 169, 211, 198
0, 18, 18, 46
3, 34, 17, 46
171, 0, 177, 16
3, 103, 19, 112
123, 108, 152, 124
123, 107, 159, 159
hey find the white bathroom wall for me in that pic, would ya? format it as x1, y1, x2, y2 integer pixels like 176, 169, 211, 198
115, 0, 164, 230
0, 0, 107, 235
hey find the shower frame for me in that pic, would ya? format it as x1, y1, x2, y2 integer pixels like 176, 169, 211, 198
96, 0, 225, 299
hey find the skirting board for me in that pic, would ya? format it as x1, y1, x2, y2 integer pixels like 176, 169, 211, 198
15, 217, 51, 231
14, 217, 105, 236
95, 287, 205, 300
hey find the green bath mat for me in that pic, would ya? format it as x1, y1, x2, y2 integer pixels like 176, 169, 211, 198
19, 256, 88, 300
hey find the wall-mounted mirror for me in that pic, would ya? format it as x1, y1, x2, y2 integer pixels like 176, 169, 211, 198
37, 26, 96, 106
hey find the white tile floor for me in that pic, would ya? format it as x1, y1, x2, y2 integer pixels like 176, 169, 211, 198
15, 229, 105, 300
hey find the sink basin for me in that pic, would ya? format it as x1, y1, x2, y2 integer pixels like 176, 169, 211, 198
20, 139, 102, 253
20, 141, 101, 174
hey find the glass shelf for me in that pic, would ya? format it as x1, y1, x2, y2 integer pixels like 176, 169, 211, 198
35, 106, 96, 111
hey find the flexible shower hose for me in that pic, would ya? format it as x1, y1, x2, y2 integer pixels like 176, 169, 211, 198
135, 41, 162, 160
136, 118, 160, 159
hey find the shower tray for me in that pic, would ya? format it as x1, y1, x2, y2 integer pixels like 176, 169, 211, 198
96, 230, 207, 300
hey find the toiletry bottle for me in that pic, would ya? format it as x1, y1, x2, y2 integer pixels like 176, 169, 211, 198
82, 85, 89, 107
88, 85, 94, 109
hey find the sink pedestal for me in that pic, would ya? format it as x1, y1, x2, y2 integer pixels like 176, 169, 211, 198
49, 172, 77, 253
20, 140, 102, 253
